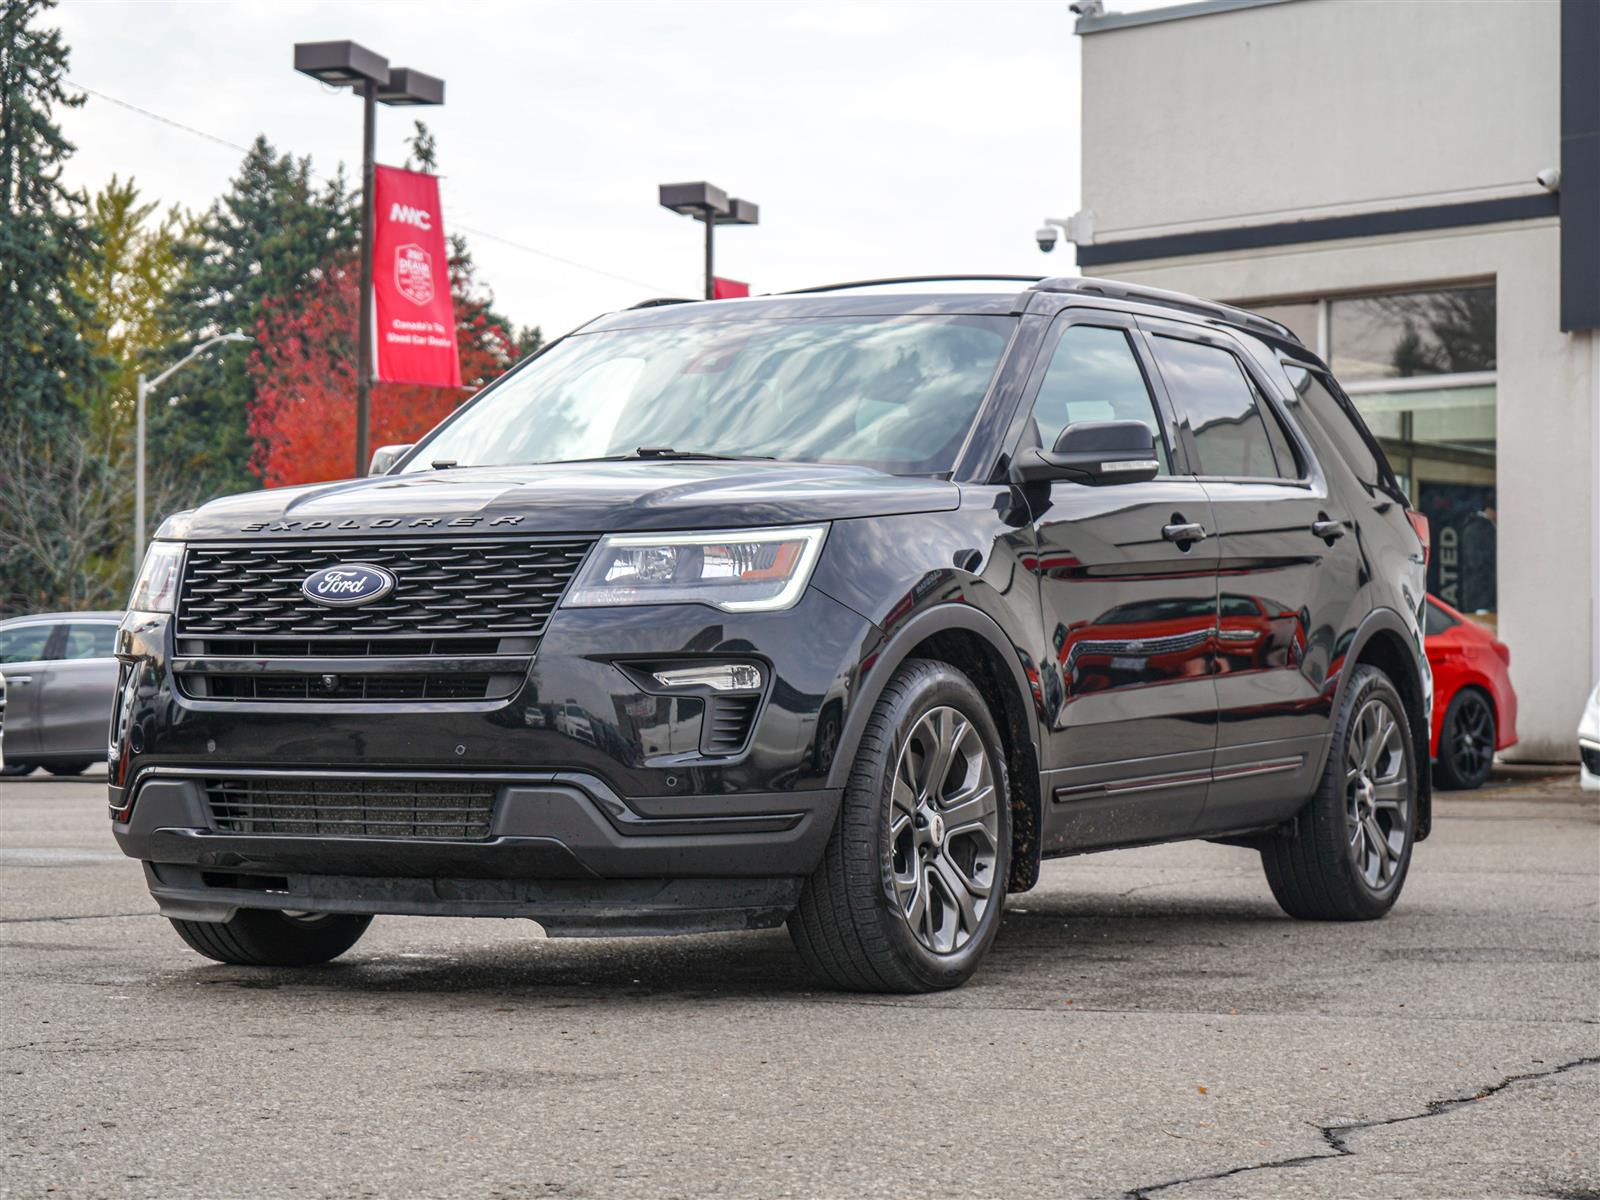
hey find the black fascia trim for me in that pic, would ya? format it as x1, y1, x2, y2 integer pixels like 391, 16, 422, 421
1560, 0, 1600, 332
1075, 194, 1560, 269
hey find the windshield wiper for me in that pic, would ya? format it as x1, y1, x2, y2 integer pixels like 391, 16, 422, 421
628, 446, 775, 461
540, 447, 777, 464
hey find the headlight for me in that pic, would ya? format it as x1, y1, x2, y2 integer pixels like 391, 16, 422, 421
564, 525, 827, 613
128, 542, 185, 613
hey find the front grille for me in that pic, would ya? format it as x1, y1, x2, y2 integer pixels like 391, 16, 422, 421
180, 636, 509, 659
204, 776, 496, 839
173, 537, 590, 704
177, 538, 593, 639
203, 675, 495, 702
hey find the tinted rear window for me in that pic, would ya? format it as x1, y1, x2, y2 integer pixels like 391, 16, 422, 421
1423, 600, 1459, 637
1283, 364, 1402, 499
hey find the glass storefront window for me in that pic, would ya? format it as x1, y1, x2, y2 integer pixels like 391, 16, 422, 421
1329, 284, 1495, 382
1349, 384, 1497, 615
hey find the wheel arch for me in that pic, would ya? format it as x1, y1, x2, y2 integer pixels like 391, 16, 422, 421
1331, 607, 1434, 840
828, 604, 1046, 892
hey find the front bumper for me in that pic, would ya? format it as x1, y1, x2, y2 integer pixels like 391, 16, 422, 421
114, 770, 836, 933
109, 587, 874, 931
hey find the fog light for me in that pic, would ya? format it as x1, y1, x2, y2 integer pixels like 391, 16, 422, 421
651, 664, 763, 692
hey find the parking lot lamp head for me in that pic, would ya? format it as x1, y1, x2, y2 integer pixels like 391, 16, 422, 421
658, 182, 759, 301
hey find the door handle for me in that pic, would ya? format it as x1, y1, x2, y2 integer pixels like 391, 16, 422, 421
1311, 519, 1346, 541
1162, 522, 1208, 544
5, 675, 32, 684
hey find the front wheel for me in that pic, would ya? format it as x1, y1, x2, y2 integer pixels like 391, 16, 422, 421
788, 658, 1010, 992
1432, 688, 1495, 791
170, 910, 372, 966
1261, 665, 1417, 920
44, 760, 94, 777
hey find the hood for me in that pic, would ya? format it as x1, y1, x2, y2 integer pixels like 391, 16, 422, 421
169, 460, 960, 540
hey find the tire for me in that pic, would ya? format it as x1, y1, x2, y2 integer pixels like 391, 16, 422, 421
1432, 687, 1495, 791
43, 760, 93, 777
0, 762, 35, 777
170, 910, 372, 966
1261, 664, 1417, 920
788, 658, 1011, 992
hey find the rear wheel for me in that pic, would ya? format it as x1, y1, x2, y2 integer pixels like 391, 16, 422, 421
0, 761, 36, 777
1433, 688, 1495, 791
43, 760, 94, 777
1261, 665, 1416, 920
789, 659, 1010, 992
170, 910, 372, 966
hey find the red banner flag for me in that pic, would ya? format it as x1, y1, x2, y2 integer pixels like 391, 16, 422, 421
372, 165, 462, 387
713, 276, 750, 300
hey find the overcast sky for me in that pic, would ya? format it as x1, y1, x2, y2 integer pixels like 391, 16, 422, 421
53, 0, 1166, 339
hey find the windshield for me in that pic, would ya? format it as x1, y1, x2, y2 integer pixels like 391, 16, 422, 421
404, 314, 1014, 475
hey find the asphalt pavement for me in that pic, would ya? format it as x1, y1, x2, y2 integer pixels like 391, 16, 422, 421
2, 766, 1596, 1199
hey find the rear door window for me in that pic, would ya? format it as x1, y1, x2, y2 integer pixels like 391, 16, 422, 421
60, 623, 118, 659
1149, 336, 1296, 479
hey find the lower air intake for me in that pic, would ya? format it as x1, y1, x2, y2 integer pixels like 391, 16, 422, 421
204, 776, 496, 840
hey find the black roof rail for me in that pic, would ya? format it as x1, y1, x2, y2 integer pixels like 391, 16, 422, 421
782, 274, 1045, 295
627, 297, 696, 309
1032, 276, 1299, 344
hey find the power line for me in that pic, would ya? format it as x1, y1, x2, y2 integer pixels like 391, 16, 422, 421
66, 78, 679, 295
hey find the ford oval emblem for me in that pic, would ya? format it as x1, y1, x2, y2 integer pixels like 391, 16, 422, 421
301, 563, 397, 608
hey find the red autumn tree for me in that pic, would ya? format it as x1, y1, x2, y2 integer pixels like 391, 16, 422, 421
247, 238, 522, 488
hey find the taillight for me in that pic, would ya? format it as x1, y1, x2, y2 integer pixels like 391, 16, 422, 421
1406, 511, 1430, 564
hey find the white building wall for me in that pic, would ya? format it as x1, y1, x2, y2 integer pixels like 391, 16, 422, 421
1081, 0, 1560, 239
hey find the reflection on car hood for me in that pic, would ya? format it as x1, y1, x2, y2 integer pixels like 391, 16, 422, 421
170, 460, 961, 539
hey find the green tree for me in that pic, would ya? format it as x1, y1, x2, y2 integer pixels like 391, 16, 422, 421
0, 0, 101, 429
71, 175, 193, 445
0, 0, 115, 611
153, 136, 355, 500
516, 325, 545, 358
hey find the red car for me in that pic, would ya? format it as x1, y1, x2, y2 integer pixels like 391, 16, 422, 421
1424, 595, 1517, 790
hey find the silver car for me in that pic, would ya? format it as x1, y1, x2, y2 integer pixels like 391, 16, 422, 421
0, 612, 120, 778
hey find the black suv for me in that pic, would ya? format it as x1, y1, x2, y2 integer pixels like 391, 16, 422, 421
110, 276, 1431, 991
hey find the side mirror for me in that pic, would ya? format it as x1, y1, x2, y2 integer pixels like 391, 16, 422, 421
368, 444, 413, 476
1011, 420, 1160, 486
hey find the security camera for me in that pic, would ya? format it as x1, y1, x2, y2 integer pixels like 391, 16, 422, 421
1068, 0, 1104, 15
1536, 167, 1561, 192
1035, 225, 1060, 253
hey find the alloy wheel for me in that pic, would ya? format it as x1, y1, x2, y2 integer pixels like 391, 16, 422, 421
1448, 692, 1494, 783
888, 706, 1000, 953
1345, 696, 1411, 891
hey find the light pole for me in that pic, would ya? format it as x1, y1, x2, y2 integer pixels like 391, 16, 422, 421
294, 41, 444, 477
658, 182, 759, 300
135, 331, 252, 571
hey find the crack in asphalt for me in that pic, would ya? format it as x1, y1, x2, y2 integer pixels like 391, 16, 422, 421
0, 912, 152, 925
1119, 1054, 1600, 1199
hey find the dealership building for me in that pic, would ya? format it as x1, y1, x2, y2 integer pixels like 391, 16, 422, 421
1059, 0, 1597, 760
